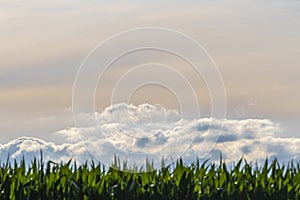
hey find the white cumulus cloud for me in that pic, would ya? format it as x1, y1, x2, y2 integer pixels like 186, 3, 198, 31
1, 103, 299, 168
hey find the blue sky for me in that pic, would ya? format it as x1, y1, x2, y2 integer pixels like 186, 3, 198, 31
0, 0, 300, 165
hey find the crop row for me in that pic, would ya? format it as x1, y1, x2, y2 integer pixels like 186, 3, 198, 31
1, 156, 300, 199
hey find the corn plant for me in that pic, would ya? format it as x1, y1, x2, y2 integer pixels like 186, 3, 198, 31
0, 156, 300, 200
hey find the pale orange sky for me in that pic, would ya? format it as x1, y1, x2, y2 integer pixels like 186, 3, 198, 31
0, 0, 300, 142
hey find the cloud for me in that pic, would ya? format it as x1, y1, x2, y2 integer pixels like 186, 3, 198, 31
1, 103, 299, 167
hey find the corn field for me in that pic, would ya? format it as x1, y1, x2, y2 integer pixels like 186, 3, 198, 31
1, 156, 300, 200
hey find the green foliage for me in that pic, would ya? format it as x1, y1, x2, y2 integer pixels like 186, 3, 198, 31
0, 157, 300, 199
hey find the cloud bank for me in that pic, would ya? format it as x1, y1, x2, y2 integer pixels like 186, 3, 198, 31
1, 103, 299, 167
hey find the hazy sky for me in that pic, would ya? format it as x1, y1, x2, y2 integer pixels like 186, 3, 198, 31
0, 0, 300, 143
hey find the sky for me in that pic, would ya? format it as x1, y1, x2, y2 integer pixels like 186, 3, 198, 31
0, 0, 300, 166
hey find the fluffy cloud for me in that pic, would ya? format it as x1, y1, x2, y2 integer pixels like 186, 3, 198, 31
1, 103, 299, 168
